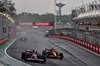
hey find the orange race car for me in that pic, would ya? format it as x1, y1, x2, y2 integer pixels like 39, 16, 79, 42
42, 48, 64, 59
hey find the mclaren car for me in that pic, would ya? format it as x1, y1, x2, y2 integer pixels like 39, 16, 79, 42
21, 49, 46, 63
42, 48, 64, 59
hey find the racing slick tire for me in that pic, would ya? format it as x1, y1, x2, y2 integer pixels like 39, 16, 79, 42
41, 55, 46, 63
24, 55, 28, 61
42, 50, 46, 55
59, 53, 63, 59
24, 53, 30, 61
25, 57, 27, 61
21, 52, 25, 59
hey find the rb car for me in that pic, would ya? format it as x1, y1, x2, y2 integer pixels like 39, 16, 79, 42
21, 49, 46, 63
20, 37, 27, 41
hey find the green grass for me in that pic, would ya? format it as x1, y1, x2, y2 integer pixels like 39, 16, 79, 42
94, 52, 100, 55
0, 39, 15, 48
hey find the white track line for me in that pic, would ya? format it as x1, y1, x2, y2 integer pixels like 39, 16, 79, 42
5, 38, 31, 66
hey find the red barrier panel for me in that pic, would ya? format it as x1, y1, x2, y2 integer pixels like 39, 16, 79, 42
68, 36, 70, 40
69, 36, 72, 41
80, 40, 82, 46
66, 36, 69, 40
61, 35, 64, 39
0, 37, 9, 45
82, 40, 85, 47
90, 43, 93, 50
76, 38, 78, 44
60, 35, 64, 39
72, 37, 75, 42
51, 34, 60, 38
80, 40, 81, 45
75, 38, 77, 43
85, 41, 88, 48
71, 37, 74, 42
79, 39, 81, 45
60, 35, 63, 39
87, 42, 90, 49
93, 44, 96, 51
77, 39, 78, 44
64, 35, 68, 39
96, 45, 99, 53
55, 36, 60, 38
67, 36, 69, 40
70, 37, 74, 42
56, 33, 59, 36
78, 39, 80, 45
51, 34, 56, 36
74, 38, 76, 43
99, 46, 100, 53
77, 39, 79, 44
68, 36, 71, 41
73, 37, 76, 43
80, 40, 82, 45
67, 36, 70, 40
62, 35, 67, 39
70, 37, 73, 41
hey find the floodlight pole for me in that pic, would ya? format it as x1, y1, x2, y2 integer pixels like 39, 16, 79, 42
54, 0, 57, 34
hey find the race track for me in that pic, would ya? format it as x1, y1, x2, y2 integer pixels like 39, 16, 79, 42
7, 27, 100, 66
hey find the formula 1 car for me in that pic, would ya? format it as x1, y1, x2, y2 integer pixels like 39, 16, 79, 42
21, 49, 46, 63
20, 37, 27, 41
44, 34, 49, 37
42, 48, 63, 59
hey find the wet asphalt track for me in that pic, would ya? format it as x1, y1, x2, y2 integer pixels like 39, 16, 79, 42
7, 27, 100, 66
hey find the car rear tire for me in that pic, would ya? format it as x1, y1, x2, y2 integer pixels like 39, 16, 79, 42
42, 55, 46, 63
42, 50, 46, 55
59, 53, 63, 59
21, 52, 25, 59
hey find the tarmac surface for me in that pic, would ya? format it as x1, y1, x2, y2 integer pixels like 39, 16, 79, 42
6, 27, 100, 66
0, 39, 29, 66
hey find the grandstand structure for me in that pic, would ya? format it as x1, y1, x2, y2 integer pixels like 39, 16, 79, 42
72, 0, 100, 30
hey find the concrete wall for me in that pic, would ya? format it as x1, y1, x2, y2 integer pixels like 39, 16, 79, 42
0, 13, 16, 44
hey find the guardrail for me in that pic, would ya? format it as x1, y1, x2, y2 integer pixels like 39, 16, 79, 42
0, 37, 9, 45
51, 34, 100, 54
